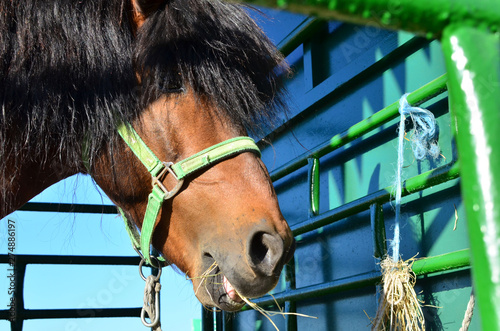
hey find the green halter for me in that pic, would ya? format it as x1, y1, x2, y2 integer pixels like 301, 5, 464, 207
116, 121, 261, 265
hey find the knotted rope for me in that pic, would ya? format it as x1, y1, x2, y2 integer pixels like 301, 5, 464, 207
139, 257, 162, 331
372, 94, 439, 330
143, 275, 162, 331
392, 93, 440, 261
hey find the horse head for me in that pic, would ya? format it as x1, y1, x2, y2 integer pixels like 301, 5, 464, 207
0, 0, 293, 312
89, 0, 295, 311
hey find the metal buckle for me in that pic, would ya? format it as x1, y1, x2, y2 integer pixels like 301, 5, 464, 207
152, 162, 185, 200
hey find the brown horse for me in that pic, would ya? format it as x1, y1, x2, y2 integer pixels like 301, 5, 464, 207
0, 0, 294, 312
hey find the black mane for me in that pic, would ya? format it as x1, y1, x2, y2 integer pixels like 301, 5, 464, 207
0, 0, 286, 173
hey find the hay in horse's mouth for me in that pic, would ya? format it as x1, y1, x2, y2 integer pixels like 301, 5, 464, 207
192, 256, 246, 311
194, 257, 318, 328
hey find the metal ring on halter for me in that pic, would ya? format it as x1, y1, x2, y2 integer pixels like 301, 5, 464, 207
141, 290, 161, 328
139, 256, 163, 282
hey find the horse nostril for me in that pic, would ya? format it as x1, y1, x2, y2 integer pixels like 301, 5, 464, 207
248, 231, 284, 276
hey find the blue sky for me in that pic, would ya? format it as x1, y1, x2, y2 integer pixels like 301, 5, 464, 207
0, 174, 201, 331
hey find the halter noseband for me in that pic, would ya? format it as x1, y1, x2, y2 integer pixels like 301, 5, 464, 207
116, 121, 261, 265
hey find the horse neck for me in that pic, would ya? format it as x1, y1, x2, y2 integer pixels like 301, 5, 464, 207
0, 145, 78, 218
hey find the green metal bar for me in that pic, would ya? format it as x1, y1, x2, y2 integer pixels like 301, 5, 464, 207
244, 249, 470, 307
412, 249, 470, 276
242, 270, 380, 310
307, 158, 320, 217
259, 35, 431, 150
293, 161, 460, 236
277, 17, 326, 57
370, 203, 385, 306
19, 202, 118, 214
442, 24, 500, 331
271, 74, 448, 182
370, 203, 386, 259
238, 0, 500, 39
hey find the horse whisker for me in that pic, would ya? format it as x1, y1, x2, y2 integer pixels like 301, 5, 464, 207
204, 277, 215, 303
187, 261, 219, 280
190, 261, 220, 296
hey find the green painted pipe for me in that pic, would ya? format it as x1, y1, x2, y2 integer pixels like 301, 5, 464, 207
307, 158, 320, 217
277, 17, 326, 56
243, 249, 470, 308
371, 203, 387, 259
292, 161, 459, 236
412, 248, 470, 276
442, 24, 500, 331
238, 0, 500, 39
270, 74, 448, 182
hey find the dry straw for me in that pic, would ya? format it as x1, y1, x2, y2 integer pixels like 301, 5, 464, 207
371, 257, 425, 330
236, 291, 317, 331
187, 261, 220, 306
189, 261, 317, 330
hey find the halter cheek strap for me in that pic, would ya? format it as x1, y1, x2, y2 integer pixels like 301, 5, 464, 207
116, 121, 261, 265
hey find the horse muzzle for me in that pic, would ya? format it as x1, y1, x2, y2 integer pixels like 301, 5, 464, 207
193, 223, 296, 311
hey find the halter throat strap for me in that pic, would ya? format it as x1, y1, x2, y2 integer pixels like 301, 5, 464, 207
116, 121, 261, 265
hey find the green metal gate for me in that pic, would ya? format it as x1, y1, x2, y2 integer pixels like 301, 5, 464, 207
202, 0, 499, 329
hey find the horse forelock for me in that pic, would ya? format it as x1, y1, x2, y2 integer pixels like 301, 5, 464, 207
0, 0, 287, 176
136, 0, 289, 132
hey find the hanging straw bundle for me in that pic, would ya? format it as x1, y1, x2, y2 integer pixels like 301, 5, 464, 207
371, 94, 440, 331
371, 257, 425, 330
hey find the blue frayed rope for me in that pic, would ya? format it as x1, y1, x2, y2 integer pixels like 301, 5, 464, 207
391, 93, 440, 261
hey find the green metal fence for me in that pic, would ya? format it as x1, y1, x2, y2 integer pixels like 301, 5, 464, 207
244, 79, 466, 329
